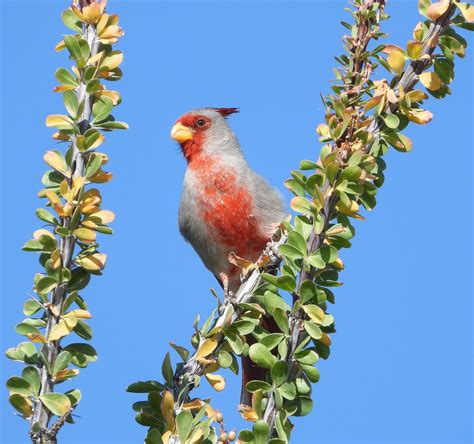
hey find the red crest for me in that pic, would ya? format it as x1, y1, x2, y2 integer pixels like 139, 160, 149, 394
212, 108, 240, 118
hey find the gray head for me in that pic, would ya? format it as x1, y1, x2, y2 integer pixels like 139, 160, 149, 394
170, 108, 243, 162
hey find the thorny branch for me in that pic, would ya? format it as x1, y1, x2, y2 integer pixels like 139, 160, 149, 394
30, 21, 100, 444
172, 232, 288, 403
263, 0, 458, 431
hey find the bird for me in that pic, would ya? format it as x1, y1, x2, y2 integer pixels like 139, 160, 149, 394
170, 107, 286, 405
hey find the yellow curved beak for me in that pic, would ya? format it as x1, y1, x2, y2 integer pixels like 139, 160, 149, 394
171, 122, 194, 143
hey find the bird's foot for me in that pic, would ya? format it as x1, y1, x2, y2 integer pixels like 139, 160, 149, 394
224, 289, 236, 305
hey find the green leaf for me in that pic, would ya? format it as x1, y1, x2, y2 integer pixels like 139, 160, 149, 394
78, 38, 90, 61
253, 421, 270, 444
296, 377, 311, 395
64, 36, 83, 62
290, 196, 313, 214
86, 79, 101, 94
92, 97, 114, 123
304, 321, 323, 339
302, 363, 321, 382
145, 428, 163, 444
302, 305, 325, 324
35, 208, 59, 225
434, 59, 455, 84
6, 376, 32, 396
40, 393, 71, 416
9, 394, 33, 418
5, 342, 38, 363
284, 178, 305, 196
64, 91, 79, 117
383, 113, 400, 129
55, 67, 78, 87
272, 308, 289, 335
384, 131, 413, 153
96, 120, 129, 130
340, 165, 362, 182
23, 299, 43, 316
287, 230, 307, 255
271, 361, 288, 387
299, 280, 318, 303
161, 352, 173, 386
276, 275, 296, 292
295, 349, 319, 365
300, 160, 318, 170
62, 10, 83, 33
135, 412, 162, 427
246, 380, 272, 393
63, 343, 97, 368
307, 246, 338, 269
15, 322, 42, 337
74, 319, 92, 340
22, 367, 40, 396
278, 382, 297, 400
65, 388, 81, 407
418, 0, 430, 17
53, 351, 72, 376
249, 343, 276, 370
85, 154, 103, 179
287, 396, 313, 417
36, 276, 58, 294
126, 380, 166, 393
260, 333, 284, 350
239, 430, 255, 444
69, 267, 90, 292
170, 342, 189, 362
217, 350, 232, 368
278, 244, 303, 260
263, 291, 291, 313
225, 332, 244, 355
22, 240, 44, 252
176, 410, 193, 441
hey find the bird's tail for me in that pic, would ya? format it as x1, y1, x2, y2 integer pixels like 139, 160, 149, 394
240, 314, 280, 406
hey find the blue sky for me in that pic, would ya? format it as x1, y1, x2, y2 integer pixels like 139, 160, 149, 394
1, 1, 472, 443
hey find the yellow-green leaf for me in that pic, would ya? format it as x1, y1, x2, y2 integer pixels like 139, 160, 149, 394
39, 393, 71, 417
419, 72, 443, 91
386, 48, 406, 74
101, 51, 123, 70
406, 90, 428, 102
195, 337, 218, 362
81, 2, 103, 24
160, 390, 175, 432
455, 2, 474, 22
48, 317, 77, 341
45, 114, 74, 130
427, 1, 451, 20
406, 109, 433, 125
302, 304, 326, 324
74, 228, 97, 243
90, 210, 115, 224
205, 373, 226, 392
9, 394, 33, 418
64, 309, 92, 319
75, 253, 107, 271
407, 40, 423, 59
43, 150, 69, 176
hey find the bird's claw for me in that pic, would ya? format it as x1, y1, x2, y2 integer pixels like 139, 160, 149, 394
224, 290, 236, 305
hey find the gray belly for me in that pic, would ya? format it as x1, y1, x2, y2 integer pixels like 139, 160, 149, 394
178, 186, 229, 277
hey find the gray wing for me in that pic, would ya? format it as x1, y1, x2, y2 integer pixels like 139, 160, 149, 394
249, 171, 287, 233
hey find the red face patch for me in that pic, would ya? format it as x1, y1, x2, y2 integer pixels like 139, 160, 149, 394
177, 114, 212, 162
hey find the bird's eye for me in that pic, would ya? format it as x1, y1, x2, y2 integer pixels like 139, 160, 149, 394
196, 119, 206, 127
